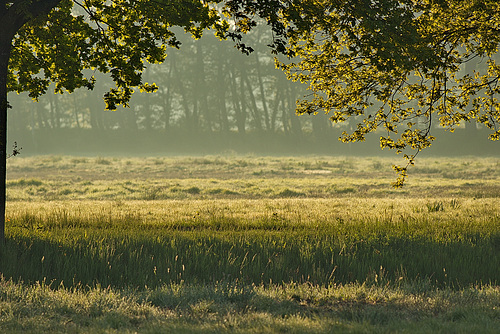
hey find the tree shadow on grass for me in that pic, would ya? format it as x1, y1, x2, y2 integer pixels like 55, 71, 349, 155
1, 232, 500, 333
139, 280, 500, 332
0, 231, 499, 290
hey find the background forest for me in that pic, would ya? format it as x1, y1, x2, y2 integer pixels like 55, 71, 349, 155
7, 26, 498, 156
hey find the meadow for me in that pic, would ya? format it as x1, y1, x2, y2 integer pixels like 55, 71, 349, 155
1, 155, 500, 333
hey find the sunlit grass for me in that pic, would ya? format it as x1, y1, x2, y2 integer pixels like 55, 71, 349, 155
6, 197, 500, 231
4, 198, 500, 288
6, 155, 500, 201
2, 155, 500, 333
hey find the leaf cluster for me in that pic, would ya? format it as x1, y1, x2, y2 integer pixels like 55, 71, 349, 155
7, 0, 230, 109
229, 0, 500, 186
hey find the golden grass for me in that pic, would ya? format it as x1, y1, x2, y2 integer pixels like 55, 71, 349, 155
6, 197, 499, 226
6, 155, 500, 201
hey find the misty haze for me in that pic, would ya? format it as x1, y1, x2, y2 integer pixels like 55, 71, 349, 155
1, 1, 499, 333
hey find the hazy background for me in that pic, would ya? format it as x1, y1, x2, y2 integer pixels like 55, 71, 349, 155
7, 27, 498, 157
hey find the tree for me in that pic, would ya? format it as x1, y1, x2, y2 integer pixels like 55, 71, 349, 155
3, 0, 499, 240
226, 0, 500, 186
0, 0, 237, 242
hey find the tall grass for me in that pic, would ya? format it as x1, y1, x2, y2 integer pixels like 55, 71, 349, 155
3, 198, 499, 289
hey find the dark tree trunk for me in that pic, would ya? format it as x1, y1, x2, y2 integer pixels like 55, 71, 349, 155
215, 56, 229, 133
287, 81, 302, 137
73, 95, 81, 129
194, 42, 212, 131
255, 52, 270, 131
162, 87, 172, 131
48, 93, 61, 128
238, 59, 262, 132
228, 65, 246, 135
0, 0, 64, 242
163, 58, 174, 131
270, 80, 282, 132
242, 72, 263, 132
0, 40, 10, 242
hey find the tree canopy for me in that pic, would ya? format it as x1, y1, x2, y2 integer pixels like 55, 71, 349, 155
227, 0, 500, 186
5, 1, 499, 187
5, 0, 233, 108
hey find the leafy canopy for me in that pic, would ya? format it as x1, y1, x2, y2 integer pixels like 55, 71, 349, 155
227, 0, 500, 186
7, 0, 230, 109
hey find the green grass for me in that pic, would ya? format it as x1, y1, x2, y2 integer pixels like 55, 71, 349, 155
1, 155, 500, 333
1, 277, 499, 333
3, 198, 500, 288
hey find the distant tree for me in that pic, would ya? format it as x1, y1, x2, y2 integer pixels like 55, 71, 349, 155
226, 0, 500, 186
0, 0, 236, 242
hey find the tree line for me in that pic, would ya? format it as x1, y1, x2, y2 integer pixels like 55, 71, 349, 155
8, 26, 336, 142
8, 24, 490, 154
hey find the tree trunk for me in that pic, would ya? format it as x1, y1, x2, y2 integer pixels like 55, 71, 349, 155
242, 72, 263, 132
177, 76, 196, 132
215, 56, 229, 133
0, 0, 64, 242
255, 52, 270, 131
238, 59, 262, 132
287, 81, 302, 137
194, 42, 212, 131
0, 40, 11, 243
48, 93, 60, 128
229, 69, 246, 135
162, 54, 175, 131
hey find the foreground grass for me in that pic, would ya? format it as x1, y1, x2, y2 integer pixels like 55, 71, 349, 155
1, 277, 499, 333
2, 155, 500, 332
3, 198, 500, 288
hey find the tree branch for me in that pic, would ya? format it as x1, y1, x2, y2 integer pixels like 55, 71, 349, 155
0, 0, 63, 41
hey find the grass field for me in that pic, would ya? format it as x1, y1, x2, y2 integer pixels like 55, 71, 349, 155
1, 155, 500, 333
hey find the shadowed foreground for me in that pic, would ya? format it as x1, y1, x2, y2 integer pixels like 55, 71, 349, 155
1, 277, 499, 333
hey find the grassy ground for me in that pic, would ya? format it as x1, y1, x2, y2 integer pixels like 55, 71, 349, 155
1, 277, 499, 333
5, 155, 500, 200
1, 155, 500, 333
